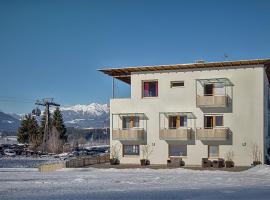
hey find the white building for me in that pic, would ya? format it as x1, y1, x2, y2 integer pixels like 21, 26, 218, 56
99, 59, 270, 166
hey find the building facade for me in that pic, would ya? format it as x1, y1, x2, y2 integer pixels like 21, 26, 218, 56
100, 59, 270, 166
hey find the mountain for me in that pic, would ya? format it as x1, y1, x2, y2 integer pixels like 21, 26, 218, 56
0, 103, 110, 132
59, 103, 109, 129
0, 112, 20, 132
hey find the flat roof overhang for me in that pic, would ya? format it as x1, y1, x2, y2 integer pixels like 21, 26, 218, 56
160, 112, 196, 119
98, 59, 270, 84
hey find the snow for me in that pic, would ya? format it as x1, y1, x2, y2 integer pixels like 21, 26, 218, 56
60, 103, 109, 116
1, 165, 270, 199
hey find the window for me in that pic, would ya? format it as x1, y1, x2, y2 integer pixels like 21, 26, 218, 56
204, 83, 225, 96
169, 144, 187, 156
208, 145, 219, 158
122, 116, 140, 129
171, 81, 184, 88
143, 81, 158, 97
204, 84, 214, 96
204, 115, 223, 129
123, 145, 139, 156
169, 116, 187, 129
180, 116, 187, 127
215, 116, 223, 127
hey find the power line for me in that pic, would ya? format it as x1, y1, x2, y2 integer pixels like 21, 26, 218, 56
0, 96, 35, 104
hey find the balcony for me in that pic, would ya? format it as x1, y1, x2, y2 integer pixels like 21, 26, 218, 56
197, 95, 228, 108
160, 128, 192, 141
196, 127, 229, 141
112, 128, 145, 141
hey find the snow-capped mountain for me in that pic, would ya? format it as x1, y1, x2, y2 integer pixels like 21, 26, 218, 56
59, 103, 109, 129
0, 112, 20, 132
0, 103, 110, 132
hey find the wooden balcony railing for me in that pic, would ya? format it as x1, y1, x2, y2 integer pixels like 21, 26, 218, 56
197, 95, 228, 107
196, 128, 229, 141
112, 128, 145, 141
160, 128, 192, 140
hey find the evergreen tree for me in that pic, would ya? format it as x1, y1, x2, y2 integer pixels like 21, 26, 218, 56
38, 109, 52, 146
52, 107, 67, 142
17, 114, 39, 147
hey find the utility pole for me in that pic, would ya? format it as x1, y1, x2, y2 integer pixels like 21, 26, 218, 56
35, 98, 60, 153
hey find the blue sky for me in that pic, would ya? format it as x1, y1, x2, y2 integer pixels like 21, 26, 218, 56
0, 0, 270, 113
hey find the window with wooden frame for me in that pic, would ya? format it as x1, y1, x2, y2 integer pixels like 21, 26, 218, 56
208, 145, 219, 158
171, 81, 184, 88
142, 80, 158, 97
204, 115, 223, 129
168, 116, 187, 129
122, 116, 140, 129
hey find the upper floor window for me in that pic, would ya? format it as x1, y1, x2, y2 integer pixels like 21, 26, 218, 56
168, 116, 187, 129
143, 80, 158, 97
122, 116, 140, 129
204, 83, 225, 96
171, 81, 184, 88
204, 115, 223, 129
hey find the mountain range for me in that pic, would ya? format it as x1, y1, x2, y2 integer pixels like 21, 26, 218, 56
0, 103, 109, 132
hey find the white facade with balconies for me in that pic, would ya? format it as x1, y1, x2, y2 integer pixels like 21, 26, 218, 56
101, 59, 270, 166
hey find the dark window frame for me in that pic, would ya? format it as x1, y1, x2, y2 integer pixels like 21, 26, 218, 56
170, 81, 184, 88
168, 144, 187, 157
123, 145, 140, 156
142, 80, 158, 98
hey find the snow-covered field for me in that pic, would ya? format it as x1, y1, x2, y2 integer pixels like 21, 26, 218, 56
1, 165, 270, 199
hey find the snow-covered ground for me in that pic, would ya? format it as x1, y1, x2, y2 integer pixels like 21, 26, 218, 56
1, 165, 270, 199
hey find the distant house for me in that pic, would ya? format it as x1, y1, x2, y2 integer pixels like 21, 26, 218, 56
99, 59, 270, 166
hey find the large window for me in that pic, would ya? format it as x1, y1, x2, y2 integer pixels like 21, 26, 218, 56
169, 144, 187, 157
123, 145, 139, 156
143, 81, 158, 97
169, 116, 187, 129
204, 115, 223, 129
204, 83, 225, 96
208, 145, 219, 158
122, 116, 140, 129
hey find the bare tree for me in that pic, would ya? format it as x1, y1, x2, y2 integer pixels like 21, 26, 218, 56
225, 150, 234, 162
110, 144, 121, 160
47, 126, 63, 154
78, 137, 87, 148
141, 144, 153, 160
252, 143, 262, 163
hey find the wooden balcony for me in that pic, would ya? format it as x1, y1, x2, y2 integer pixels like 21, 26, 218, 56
112, 128, 145, 141
160, 128, 192, 141
196, 128, 229, 141
197, 95, 228, 107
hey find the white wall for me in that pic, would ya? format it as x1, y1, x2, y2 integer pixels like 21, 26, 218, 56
110, 65, 267, 166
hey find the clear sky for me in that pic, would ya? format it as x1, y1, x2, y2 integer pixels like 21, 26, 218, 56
0, 0, 270, 113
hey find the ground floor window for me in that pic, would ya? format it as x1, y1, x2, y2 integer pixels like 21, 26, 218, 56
123, 145, 140, 156
208, 145, 219, 158
169, 144, 187, 157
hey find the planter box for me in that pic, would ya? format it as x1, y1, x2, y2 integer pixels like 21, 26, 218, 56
110, 158, 120, 165
225, 161, 234, 168
140, 159, 150, 166
253, 161, 262, 166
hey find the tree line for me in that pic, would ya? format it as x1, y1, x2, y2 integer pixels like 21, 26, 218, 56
17, 107, 67, 153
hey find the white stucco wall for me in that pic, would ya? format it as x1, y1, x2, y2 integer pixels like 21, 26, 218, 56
110, 65, 267, 166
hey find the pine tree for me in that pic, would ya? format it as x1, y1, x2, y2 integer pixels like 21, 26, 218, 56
17, 114, 39, 147
52, 107, 67, 142
38, 109, 52, 146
